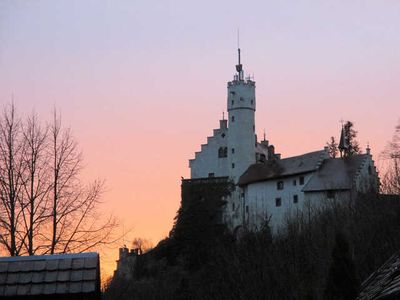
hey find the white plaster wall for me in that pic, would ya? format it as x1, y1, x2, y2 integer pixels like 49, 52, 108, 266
244, 173, 314, 232
305, 190, 351, 211
189, 126, 229, 178
354, 154, 379, 193
227, 80, 256, 183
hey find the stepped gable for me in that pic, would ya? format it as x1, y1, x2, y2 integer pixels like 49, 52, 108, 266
238, 150, 326, 186
0, 252, 100, 299
303, 154, 368, 191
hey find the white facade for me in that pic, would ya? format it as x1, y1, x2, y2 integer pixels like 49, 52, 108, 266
189, 120, 229, 178
242, 152, 379, 232
243, 173, 314, 232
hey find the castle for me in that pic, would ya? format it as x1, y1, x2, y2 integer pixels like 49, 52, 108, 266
188, 48, 379, 233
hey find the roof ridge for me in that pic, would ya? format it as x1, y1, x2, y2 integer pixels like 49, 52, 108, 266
0, 252, 98, 262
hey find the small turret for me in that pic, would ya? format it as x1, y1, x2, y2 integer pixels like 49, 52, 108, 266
366, 143, 371, 155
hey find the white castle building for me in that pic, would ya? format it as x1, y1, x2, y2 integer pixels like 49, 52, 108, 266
188, 49, 379, 233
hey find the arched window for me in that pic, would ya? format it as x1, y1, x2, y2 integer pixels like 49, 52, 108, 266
218, 147, 227, 158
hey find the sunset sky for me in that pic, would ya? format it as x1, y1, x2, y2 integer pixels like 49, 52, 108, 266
1, 0, 399, 276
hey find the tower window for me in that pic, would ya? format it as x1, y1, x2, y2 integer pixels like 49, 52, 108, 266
231, 100, 234, 105
240, 97, 244, 101
251, 99, 254, 104
231, 116, 235, 122
231, 148, 235, 154
293, 195, 298, 204
218, 147, 227, 158
232, 202, 235, 211
232, 163, 235, 169
299, 176, 305, 185
293, 180, 297, 186
246, 205, 249, 213
275, 198, 282, 207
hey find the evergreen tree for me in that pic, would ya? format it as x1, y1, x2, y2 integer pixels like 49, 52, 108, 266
344, 121, 360, 157
327, 136, 339, 158
324, 231, 359, 300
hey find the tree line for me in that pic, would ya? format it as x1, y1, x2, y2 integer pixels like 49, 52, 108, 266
0, 103, 117, 256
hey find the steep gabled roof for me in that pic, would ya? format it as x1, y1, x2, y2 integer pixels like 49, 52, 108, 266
302, 154, 368, 192
0, 252, 100, 297
238, 150, 326, 186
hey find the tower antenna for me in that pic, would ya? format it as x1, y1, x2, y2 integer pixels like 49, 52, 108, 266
237, 28, 240, 49
235, 29, 243, 80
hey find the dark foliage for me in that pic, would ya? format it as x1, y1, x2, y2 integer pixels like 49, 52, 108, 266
327, 136, 339, 158
344, 121, 360, 157
324, 230, 359, 300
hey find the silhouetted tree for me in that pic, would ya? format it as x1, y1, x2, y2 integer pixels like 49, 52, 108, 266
382, 120, 400, 194
0, 103, 25, 256
21, 113, 50, 255
0, 103, 118, 256
344, 121, 360, 157
327, 136, 339, 158
131, 237, 153, 254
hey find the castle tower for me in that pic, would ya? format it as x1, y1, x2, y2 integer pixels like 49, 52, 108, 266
227, 48, 256, 182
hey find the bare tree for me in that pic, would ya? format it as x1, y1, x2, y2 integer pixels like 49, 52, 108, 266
46, 110, 118, 254
131, 237, 153, 254
20, 113, 50, 255
382, 120, 400, 194
0, 103, 25, 256
0, 104, 119, 256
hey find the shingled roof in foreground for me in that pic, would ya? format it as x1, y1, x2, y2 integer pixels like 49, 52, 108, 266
358, 252, 400, 300
0, 252, 100, 299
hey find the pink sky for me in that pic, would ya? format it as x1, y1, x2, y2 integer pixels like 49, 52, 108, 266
1, 0, 400, 276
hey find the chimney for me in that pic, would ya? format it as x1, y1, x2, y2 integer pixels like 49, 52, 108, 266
268, 145, 275, 160
219, 119, 227, 129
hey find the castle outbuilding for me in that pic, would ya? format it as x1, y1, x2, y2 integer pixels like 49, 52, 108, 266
187, 48, 379, 233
